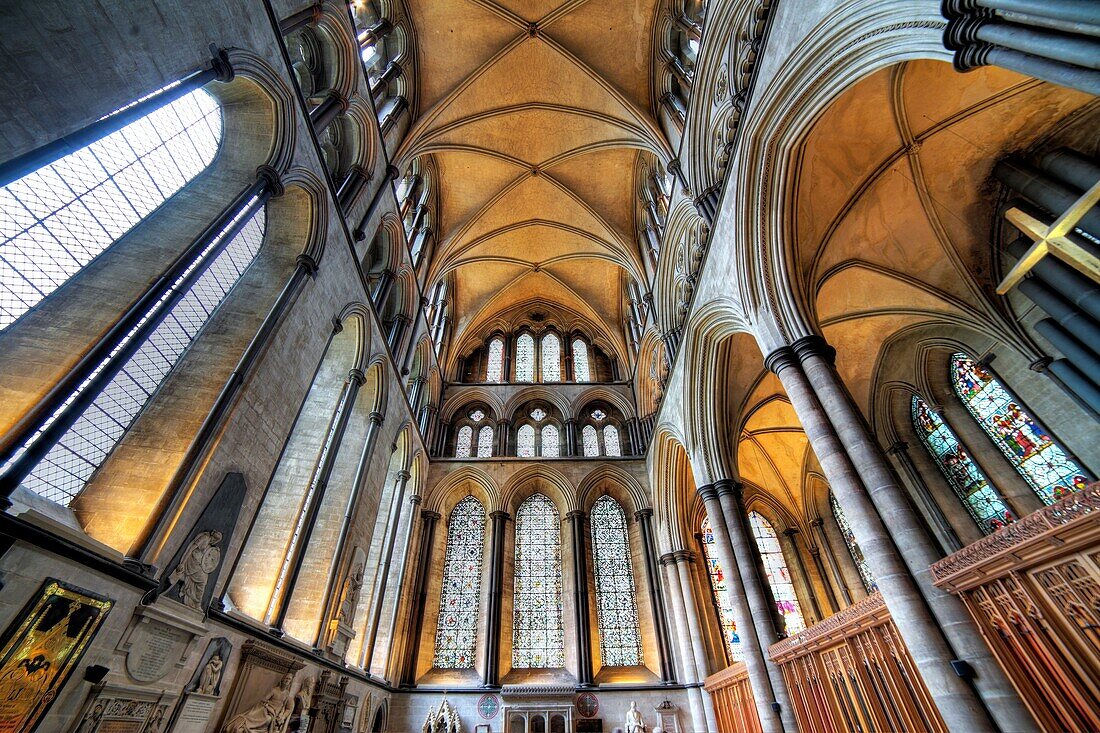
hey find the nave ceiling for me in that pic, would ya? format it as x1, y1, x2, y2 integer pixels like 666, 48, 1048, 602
396, 0, 668, 361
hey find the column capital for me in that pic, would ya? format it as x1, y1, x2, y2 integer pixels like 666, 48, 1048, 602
659, 549, 695, 566
255, 164, 285, 197
348, 368, 366, 385
781, 527, 800, 538
634, 507, 654, 522
295, 252, 319, 277
695, 482, 718, 503
886, 440, 909, 456
397, 469, 412, 481
763, 345, 798, 375
490, 510, 511, 522
565, 510, 587, 521
791, 334, 836, 365
809, 517, 824, 529
421, 510, 441, 522
409, 494, 422, 506
714, 478, 743, 499
368, 410, 386, 425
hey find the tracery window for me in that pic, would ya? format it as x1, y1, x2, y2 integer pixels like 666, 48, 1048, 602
700, 516, 741, 662
541, 332, 561, 382
830, 493, 876, 592
541, 424, 560, 457
512, 493, 565, 668
912, 396, 1013, 532
517, 424, 536, 458
433, 496, 485, 669
455, 425, 474, 459
21, 206, 265, 504
572, 338, 591, 382
747, 512, 806, 634
486, 336, 504, 382
951, 354, 1087, 503
603, 425, 621, 457
582, 425, 599, 457
516, 332, 535, 381
477, 426, 494, 458
590, 496, 643, 666
2, 88, 223, 332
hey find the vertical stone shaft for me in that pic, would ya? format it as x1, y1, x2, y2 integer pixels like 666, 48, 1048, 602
400, 508, 439, 686
482, 510, 508, 687
635, 509, 676, 683
660, 555, 713, 733
361, 469, 412, 670
568, 510, 593, 685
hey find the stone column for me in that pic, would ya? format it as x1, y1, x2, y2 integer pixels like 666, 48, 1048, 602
381, 493, 422, 681
361, 468, 412, 671
804, 524, 841, 613
635, 509, 676, 683
496, 419, 510, 457
567, 511, 594, 686
483, 510, 509, 687
781, 527, 823, 622
660, 554, 714, 733
565, 419, 578, 457
765, 342, 1013, 732
886, 440, 965, 552
400, 508, 440, 687
703, 482, 794, 733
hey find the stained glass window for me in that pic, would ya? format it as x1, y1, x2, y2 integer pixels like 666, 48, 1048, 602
20, 205, 265, 505
700, 516, 741, 662
541, 332, 561, 382
516, 333, 535, 381
486, 337, 504, 382
572, 339, 591, 382
541, 424, 560, 457
517, 424, 536, 458
513, 493, 565, 668
433, 496, 485, 668
952, 354, 1087, 503
603, 425, 621, 457
477, 425, 494, 458
582, 425, 599, 457
530, 407, 547, 422
455, 425, 473, 459
830, 493, 876, 593
590, 496, 643, 666
747, 512, 806, 634
2, 89, 222, 332
912, 396, 1013, 532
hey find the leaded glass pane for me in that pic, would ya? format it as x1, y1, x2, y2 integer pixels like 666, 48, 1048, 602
590, 496, 643, 666
912, 396, 1012, 532
603, 425, 621, 457
952, 354, 1087, 503
530, 408, 547, 422
1, 89, 222, 331
541, 424, 560, 457
433, 496, 486, 668
582, 425, 599, 457
455, 425, 473, 458
469, 409, 485, 422
516, 333, 535, 381
830, 494, 876, 592
701, 516, 741, 662
477, 425, 494, 458
19, 205, 264, 505
541, 332, 561, 382
513, 493, 565, 668
747, 512, 806, 634
517, 424, 535, 458
486, 337, 504, 382
572, 339, 591, 382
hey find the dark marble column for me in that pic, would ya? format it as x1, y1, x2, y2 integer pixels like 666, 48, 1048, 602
400, 509, 440, 687
635, 509, 675, 684
567, 510, 593, 686
482, 510, 509, 687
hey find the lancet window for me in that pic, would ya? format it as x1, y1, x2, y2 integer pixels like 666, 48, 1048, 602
951, 354, 1087, 503
512, 493, 565, 668
830, 493, 876, 592
541, 332, 562, 382
486, 336, 504, 382
516, 332, 535, 382
701, 516, 742, 662
433, 496, 485, 669
515, 406, 560, 458
464, 328, 611, 383
590, 496, 643, 666
747, 512, 806, 634
572, 338, 591, 382
912, 396, 1013, 532
578, 406, 627, 457
453, 406, 493, 459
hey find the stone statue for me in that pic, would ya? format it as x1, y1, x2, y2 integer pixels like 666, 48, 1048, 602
222, 672, 296, 733
337, 562, 364, 624
625, 700, 647, 733
168, 529, 222, 608
197, 653, 224, 695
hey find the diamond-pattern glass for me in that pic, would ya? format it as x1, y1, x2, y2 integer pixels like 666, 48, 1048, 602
1, 89, 221, 331
433, 496, 486, 669
912, 396, 1012, 533
455, 425, 473, 459
603, 425, 621, 457
582, 425, 599, 457
517, 424, 536, 458
477, 425, 494, 458
541, 424, 559, 457
590, 496, 643, 666
572, 338, 590, 382
952, 354, 1087, 503
21, 206, 264, 504
701, 516, 742, 662
541, 332, 561, 382
747, 512, 806, 634
830, 493, 876, 593
486, 337, 504, 382
512, 493, 565, 668
516, 333, 535, 381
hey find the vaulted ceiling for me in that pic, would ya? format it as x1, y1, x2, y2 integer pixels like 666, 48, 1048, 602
396, 0, 668, 361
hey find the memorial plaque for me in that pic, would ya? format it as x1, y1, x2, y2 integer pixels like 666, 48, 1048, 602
126, 620, 189, 683
576, 719, 603, 732
69, 687, 168, 733
169, 693, 217, 733
0, 579, 112, 733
